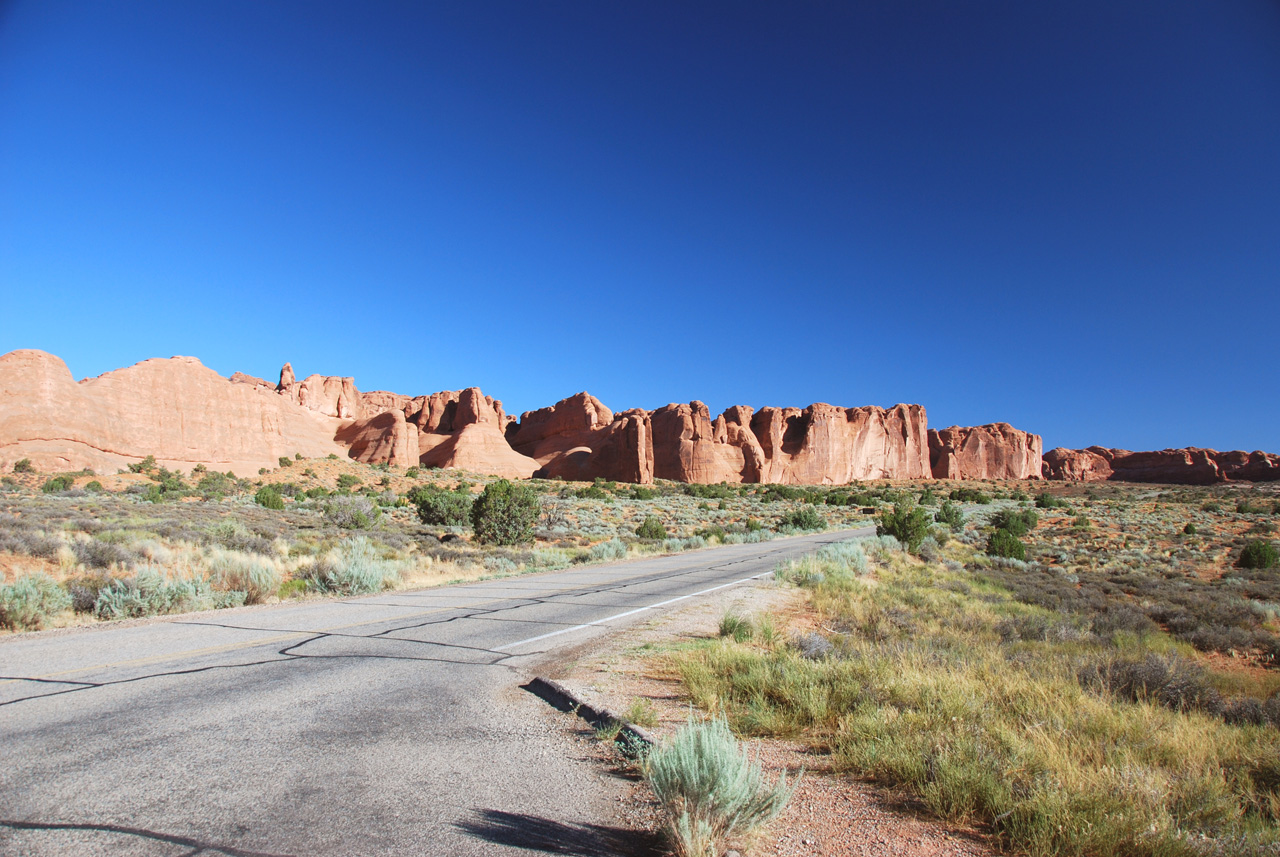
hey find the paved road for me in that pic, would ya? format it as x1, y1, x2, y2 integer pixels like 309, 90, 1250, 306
0, 528, 871, 856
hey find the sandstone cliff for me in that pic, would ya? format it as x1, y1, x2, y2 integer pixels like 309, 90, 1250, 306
1043, 447, 1280, 484
0, 350, 347, 474
508, 394, 931, 484
929, 423, 1043, 480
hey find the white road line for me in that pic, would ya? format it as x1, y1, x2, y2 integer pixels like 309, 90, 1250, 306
493, 569, 776, 652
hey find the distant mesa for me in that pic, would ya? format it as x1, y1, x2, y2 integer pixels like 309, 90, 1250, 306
0, 349, 1273, 484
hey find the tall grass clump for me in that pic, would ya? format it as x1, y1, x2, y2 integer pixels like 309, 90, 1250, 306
0, 572, 72, 630
206, 548, 282, 604
645, 717, 795, 857
307, 536, 401, 594
816, 540, 867, 574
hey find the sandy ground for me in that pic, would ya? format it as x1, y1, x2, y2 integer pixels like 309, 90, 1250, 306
547, 578, 998, 857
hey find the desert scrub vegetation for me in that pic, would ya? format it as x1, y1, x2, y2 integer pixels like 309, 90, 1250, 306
672, 535, 1280, 857
0, 458, 877, 632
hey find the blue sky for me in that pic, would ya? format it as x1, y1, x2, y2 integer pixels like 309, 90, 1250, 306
2, 1, 1277, 453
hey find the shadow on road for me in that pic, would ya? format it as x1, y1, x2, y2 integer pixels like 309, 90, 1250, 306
0, 819, 294, 857
456, 809, 663, 856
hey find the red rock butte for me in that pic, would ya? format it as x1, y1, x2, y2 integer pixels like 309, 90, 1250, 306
0, 350, 1273, 484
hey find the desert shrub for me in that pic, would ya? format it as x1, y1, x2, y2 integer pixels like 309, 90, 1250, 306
325, 495, 379, 529
664, 537, 688, 553
305, 537, 400, 594
986, 528, 1026, 561
695, 524, 726, 541
645, 717, 794, 857
93, 569, 223, 620
84, 480, 103, 493
277, 456, 292, 468
685, 483, 735, 500
206, 549, 281, 604
991, 508, 1039, 537
1079, 654, 1223, 716
574, 484, 612, 501
412, 486, 474, 526
74, 538, 136, 569
630, 486, 657, 500
877, 502, 930, 553
1239, 540, 1279, 570
470, 479, 540, 546
949, 487, 991, 504
0, 573, 71, 630
127, 455, 157, 474
404, 466, 420, 479
780, 507, 826, 532
1182, 522, 1198, 535
336, 474, 362, 490
254, 485, 285, 510
816, 540, 868, 574
41, 475, 75, 493
1034, 492, 1070, 509
12, 458, 34, 474
590, 538, 628, 562
206, 520, 274, 555
935, 500, 965, 532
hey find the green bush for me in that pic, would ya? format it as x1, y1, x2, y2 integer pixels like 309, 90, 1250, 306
336, 474, 362, 490
1035, 492, 1070, 510
645, 717, 795, 857
41, 475, 75, 493
84, 480, 103, 493
412, 486, 474, 526
12, 458, 34, 474
127, 455, 157, 474
471, 479, 540, 545
1183, 523, 1198, 535
94, 570, 225, 620
877, 502, 931, 552
636, 515, 668, 540
780, 507, 825, 532
405, 466, 420, 479
0, 573, 72, 630
589, 538, 628, 561
254, 485, 285, 510
986, 528, 1026, 561
949, 487, 991, 504
991, 508, 1039, 537
325, 496, 379, 529
277, 456, 293, 468
934, 500, 965, 532
630, 485, 657, 500
1238, 540, 1279, 570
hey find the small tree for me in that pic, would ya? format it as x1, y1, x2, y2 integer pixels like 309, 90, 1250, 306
1239, 540, 1278, 570
636, 515, 668, 540
987, 528, 1026, 561
877, 501, 931, 553
471, 479, 540, 545
934, 500, 965, 533
12, 458, 34, 474
781, 507, 825, 531
255, 485, 285, 510
413, 485, 474, 526
991, 508, 1039, 537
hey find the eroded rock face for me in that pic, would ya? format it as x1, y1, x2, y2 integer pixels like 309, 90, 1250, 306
0, 350, 347, 475
335, 409, 420, 468
276, 365, 363, 420
1043, 447, 1280, 484
505, 393, 649, 482
509, 395, 931, 484
929, 423, 1043, 480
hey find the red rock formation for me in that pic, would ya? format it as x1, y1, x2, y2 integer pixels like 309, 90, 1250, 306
0, 350, 347, 475
335, 410, 420, 468
229, 371, 273, 391
414, 387, 537, 478
505, 393, 651, 482
929, 423, 1043, 480
276, 363, 363, 420
510, 395, 931, 484
1042, 447, 1115, 481
1043, 447, 1280, 484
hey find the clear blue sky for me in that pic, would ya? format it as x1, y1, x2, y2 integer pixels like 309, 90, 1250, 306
2, 1, 1277, 453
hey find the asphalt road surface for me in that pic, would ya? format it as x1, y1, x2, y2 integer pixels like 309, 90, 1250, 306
1, 527, 872, 856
